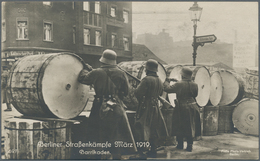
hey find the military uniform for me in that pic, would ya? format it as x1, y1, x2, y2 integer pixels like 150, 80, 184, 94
134, 59, 168, 158
78, 50, 136, 159
163, 67, 201, 152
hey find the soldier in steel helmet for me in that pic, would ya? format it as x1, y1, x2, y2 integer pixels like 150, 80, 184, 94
132, 59, 168, 159
78, 49, 136, 159
163, 67, 201, 152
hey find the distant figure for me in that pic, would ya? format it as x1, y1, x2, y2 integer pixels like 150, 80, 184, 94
163, 67, 201, 152
1, 67, 12, 111
78, 49, 136, 159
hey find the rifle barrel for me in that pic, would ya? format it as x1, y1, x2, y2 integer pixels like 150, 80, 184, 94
117, 66, 141, 83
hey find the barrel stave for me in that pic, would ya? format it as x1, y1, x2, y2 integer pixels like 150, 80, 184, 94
4, 118, 72, 159
33, 122, 41, 159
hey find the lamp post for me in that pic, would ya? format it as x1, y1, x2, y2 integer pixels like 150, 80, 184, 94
189, 2, 203, 66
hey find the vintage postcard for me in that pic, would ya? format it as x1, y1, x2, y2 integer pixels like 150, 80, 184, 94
1, 1, 259, 160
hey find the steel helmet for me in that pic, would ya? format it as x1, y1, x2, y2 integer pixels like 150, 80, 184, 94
99, 49, 117, 65
145, 59, 158, 72
181, 67, 193, 79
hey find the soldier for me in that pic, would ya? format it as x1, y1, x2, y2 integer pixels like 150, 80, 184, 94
163, 67, 201, 152
133, 59, 168, 158
78, 49, 136, 159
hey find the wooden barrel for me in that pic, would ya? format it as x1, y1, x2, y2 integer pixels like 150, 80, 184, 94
166, 64, 183, 80
4, 118, 72, 159
218, 70, 245, 106
209, 71, 223, 106
194, 106, 204, 140
203, 106, 219, 136
232, 98, 259, 136
218, 105, 235, 134
118, 61, 167, 84
165, 65, 183, 107
184, 66, 211, 107
118, 61, 167, 110
244, 67, 258, 99
7, 53, 90, 119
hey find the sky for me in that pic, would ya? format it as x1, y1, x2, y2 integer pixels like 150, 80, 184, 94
132, 2, 258, 44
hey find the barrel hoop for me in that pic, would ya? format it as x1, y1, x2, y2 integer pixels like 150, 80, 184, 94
158, 61, 167, 74
4, 126, 67, 131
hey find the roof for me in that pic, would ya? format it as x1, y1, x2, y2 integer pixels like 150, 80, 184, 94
132, 44, 167, 65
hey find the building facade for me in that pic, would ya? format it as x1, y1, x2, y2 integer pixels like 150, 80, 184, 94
1, 1, 132, 69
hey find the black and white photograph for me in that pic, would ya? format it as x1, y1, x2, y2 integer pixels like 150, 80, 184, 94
1, 1, 259, 160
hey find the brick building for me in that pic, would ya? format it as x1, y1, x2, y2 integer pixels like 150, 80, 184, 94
1, 1, 132, 69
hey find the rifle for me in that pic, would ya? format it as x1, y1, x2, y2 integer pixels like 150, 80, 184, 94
117, 66, 174, 109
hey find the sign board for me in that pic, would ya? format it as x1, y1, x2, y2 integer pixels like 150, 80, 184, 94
6, 51, 47, 57
195, 34, 217, 43
233, 43, 256, 68
9, 51, 34, 57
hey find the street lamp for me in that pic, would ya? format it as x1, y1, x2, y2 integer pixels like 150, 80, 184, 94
189, 2, 203, 66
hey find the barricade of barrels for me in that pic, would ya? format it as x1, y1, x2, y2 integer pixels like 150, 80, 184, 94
118, 62, 259, 138
164, 64, 259, 137
2, 56, 258, 159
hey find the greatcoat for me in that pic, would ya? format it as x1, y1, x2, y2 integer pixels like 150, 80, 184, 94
163, 79, 201, 138
134, 72, 168, 141
78, 65, 136, 152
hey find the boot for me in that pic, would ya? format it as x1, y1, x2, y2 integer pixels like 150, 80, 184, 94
186, 144, 193, 152
176, 141, 183, 149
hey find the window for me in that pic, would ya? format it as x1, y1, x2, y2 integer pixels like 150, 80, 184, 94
111, 7, 116, 17
84, 28, 90, 45
111, 34, 116, 47
95, 31, 101, 46
123, 10, 129, 23
43, 22, 52, 41
73, 27, 76, 44
95, 2, 100, 14
83, 2, 89, 11
2, 20, 6, 42
17, 19, 28, 40
123, 37, 129, 51
43, 2, 52, 6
